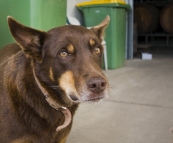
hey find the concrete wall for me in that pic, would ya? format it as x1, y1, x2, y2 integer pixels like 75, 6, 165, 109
67, 0, 86, 25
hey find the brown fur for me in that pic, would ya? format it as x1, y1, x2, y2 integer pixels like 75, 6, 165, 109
0, 16, 110, 143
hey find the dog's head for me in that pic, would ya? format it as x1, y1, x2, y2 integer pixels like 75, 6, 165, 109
8, 16, 110, 107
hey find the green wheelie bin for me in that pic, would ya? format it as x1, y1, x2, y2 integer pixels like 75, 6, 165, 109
0, 0, 67, 48
77, 0, 130, 69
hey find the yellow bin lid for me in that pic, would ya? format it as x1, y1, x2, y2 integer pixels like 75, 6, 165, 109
77, 0, 127, 7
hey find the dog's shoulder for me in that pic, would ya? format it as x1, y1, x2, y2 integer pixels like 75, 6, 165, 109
0, 43, 21, 65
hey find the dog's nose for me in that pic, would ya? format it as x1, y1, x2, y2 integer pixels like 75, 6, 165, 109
87, 77, 107, 93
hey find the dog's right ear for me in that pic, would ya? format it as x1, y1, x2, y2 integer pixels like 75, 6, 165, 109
90, 15, 110, 42
7, 16, 46, 63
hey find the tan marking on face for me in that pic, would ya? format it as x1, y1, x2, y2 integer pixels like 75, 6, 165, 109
89, 39, 95, 46
49, 67, 55, 81
67, 44, 74, 53
59, 71, 79, 100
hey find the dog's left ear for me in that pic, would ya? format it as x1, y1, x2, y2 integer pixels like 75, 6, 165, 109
7, 16, 46, 63
91, 15, 110, 42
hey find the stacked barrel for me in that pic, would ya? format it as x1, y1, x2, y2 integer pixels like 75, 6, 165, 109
134, 3, 173, 34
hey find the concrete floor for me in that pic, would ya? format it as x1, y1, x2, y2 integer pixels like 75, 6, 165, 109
67, 50, 173, 143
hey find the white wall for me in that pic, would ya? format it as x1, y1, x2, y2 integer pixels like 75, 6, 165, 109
67, 0, 86, 25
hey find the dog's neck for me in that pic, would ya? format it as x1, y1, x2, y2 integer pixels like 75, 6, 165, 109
33, 71, 65, 110
33, 69, 72, 132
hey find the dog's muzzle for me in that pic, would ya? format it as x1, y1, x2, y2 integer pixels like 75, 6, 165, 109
87, 76, 107, 94
69, 76, 108, 102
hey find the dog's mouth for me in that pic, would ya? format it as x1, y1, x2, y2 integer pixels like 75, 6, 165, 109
85, 96, 104, 102
69, 93, 107, 103
69, 95, 79, 101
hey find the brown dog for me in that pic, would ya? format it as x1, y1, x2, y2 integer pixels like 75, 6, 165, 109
0, 16, 110, 143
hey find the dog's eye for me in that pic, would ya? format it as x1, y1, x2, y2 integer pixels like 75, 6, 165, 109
94, 47, 101, 54
60, 51, 68, 57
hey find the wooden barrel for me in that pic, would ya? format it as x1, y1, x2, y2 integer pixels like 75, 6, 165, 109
134, 4, 159, 34
160, 3, 173, 34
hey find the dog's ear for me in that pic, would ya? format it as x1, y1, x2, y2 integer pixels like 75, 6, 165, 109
91, 15, 110, 42
7, 16, 46, 63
